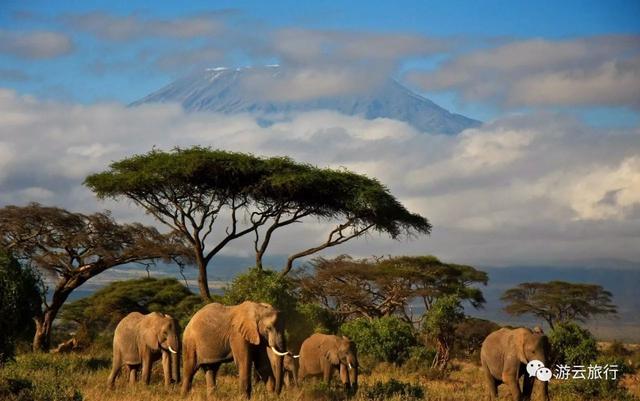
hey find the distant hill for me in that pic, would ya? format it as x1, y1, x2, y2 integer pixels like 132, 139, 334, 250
131, 66, 480, 135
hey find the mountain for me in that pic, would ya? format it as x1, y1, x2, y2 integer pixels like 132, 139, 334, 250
131, 66, 481, 135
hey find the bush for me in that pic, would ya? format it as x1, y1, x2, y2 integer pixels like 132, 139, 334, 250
363, 379, 424, 401
0, 250, 42, 363
548, 322, 598, 366
340, 316, 417, 364
554, 355, 634, 401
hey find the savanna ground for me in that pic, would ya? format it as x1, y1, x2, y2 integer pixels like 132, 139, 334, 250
2, 347, 639, 401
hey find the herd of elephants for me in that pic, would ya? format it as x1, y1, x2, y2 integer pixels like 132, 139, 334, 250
106, 300, 550, 401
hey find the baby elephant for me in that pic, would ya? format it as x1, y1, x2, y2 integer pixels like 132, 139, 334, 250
480, 327, 550, 401
298, 333, 358, 391
107, 312, 180, 389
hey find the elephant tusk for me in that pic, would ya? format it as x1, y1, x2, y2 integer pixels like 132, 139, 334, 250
348, 363, 353, 370
292, 354, 300, 359
270, 346, 289, 356
168, 346, 178, 354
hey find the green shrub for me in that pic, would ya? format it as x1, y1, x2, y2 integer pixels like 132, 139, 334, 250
340, 316, 417, 364
548, 322, 598, 366
363, 379, 424, 401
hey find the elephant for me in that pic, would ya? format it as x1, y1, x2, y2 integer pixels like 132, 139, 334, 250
480, 327, 550, 401
107, 311, 180, 389
181, 301, 288, 399
298, 333, 358, 392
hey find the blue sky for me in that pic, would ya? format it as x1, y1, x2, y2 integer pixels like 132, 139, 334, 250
1, 0, 639, 124
1, 1, 640, 268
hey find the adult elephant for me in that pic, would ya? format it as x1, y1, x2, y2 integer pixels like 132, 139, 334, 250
107, 312, 180, 389
480, 327, 550, 401
181, 301, 288, 398
298, 333, 358, 391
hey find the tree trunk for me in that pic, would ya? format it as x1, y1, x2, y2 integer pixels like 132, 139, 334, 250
32, 307, 59, 352
196, 254, 212, 301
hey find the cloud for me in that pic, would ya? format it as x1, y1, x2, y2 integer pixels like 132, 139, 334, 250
0, 89, 639, 266
234, 29, 451, 101
62, 11, 224, 41
407, 35, 640, 108
270, 28, 448, 65
0, 29, 74, 59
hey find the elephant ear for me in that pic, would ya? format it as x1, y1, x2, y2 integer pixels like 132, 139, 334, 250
325, 346, 340, 365
140, 316, 160, 350
232, 303, 261, 345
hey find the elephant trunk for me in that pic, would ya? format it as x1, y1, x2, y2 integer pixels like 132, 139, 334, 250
347, 355, 358, 392
172, 349, 180, 383
168, 333, 180, 382
273, 351, 283, 394
269, 333, 285, 394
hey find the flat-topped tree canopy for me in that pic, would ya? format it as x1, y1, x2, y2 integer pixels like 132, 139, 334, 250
85, 146, 430, 297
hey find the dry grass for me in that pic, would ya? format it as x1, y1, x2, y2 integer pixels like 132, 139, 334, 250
2, 351, 639, 401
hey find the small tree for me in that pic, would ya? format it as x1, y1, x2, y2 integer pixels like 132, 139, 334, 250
0, 250, 42, 363
501, 281, 617, 330
0, 203, 189, 351
548, 322, 598, 366
422, 295, 465, 369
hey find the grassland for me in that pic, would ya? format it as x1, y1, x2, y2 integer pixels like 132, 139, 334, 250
1, 349, 639, 401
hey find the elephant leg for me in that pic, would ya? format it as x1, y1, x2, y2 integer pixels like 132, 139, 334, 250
181, 352, 197, 396
205, 363, 221, 398
522, 375, 533, 401
162, 351, 171, 388
482, 363, 498, 401
141, 352, 153, 385
322, 362, 333, 384
504, 377, 522, 401
107, 352, 121, 389
237, 353, 253, 399
128, 366, 138, 385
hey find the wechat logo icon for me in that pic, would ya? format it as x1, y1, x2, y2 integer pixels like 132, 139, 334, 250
526, 360, 552, 382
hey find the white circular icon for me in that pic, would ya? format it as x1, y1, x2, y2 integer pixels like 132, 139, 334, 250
526, 359, 545, 377
536, 367, 552, 382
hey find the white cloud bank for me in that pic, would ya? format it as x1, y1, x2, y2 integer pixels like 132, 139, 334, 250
0, 89, 639, 266
408, 35, 640, 109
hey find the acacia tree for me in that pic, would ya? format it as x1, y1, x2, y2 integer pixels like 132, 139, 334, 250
0, 203, 189, 351
296, 255, 487, 324
501, 281, 617, 330
86, 147, 430, 300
